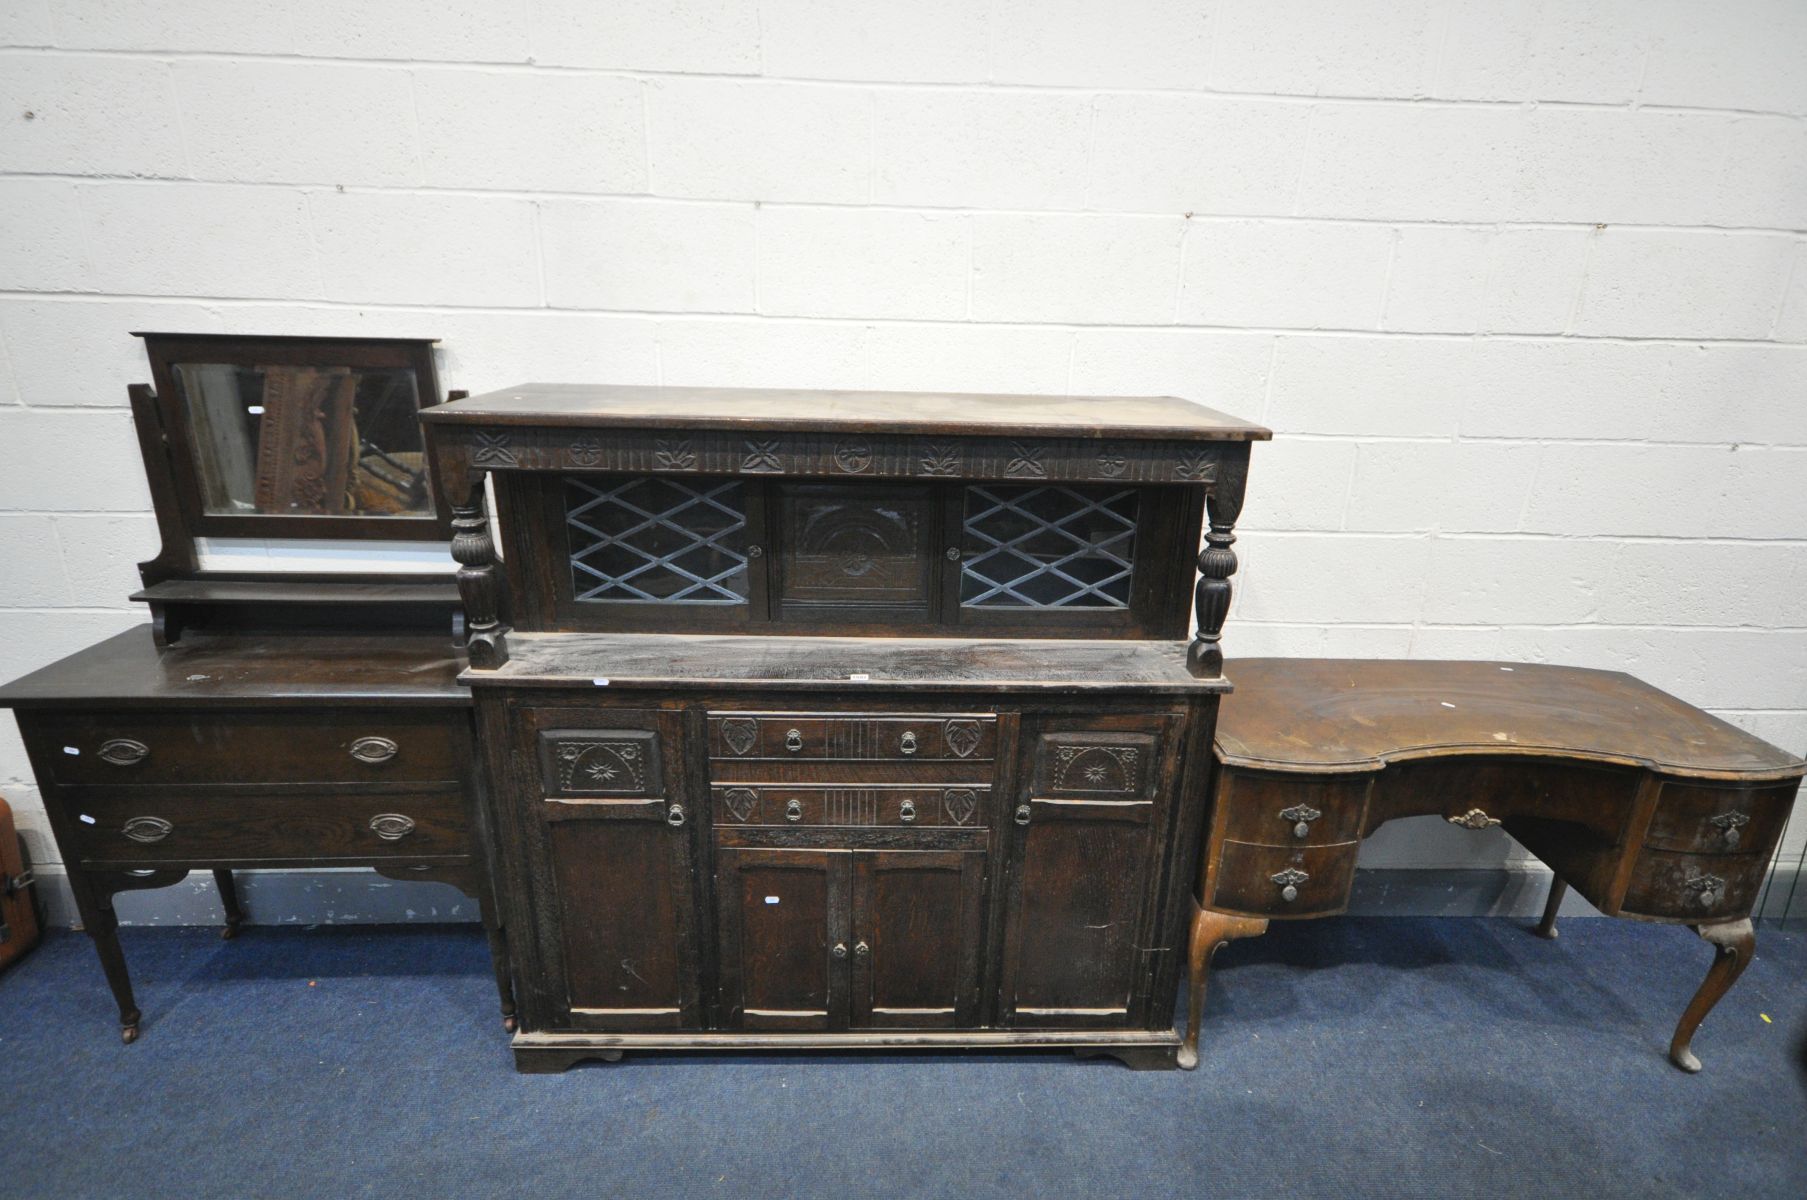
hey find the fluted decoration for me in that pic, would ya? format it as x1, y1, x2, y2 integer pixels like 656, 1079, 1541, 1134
450, 482, 508, 668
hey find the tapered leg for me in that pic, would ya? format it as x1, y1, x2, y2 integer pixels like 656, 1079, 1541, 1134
1535, 876, 1567, 940
1179, 901, 1269, 1070
76, 896, 141, 1044
483, 918, 518, 1033
1669, 918, 1756, 1074
213, 869, 245, 940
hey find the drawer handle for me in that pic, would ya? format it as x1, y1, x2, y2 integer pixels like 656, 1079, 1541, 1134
900, 731, 918, 755
99, 739, 149, 767
786, 798, 804, 822
1447, 808, 1501, 830
666, 804, 686, 828
1014, 804, 1032, 826
1271, 867, 1309, 903
1280, 804, 1321, 840
899, 799, 917, 823
831, 942, 848, 960
350, 736, 399, 765
369, 813, 416, 842
785, 728, 803, 753
1707, 812, 1749, 850
121, 816, 172, 844
1685, 873, 1727, 909
854, 940, 869, 959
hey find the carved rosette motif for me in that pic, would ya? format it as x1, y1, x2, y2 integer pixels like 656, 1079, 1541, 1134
1095, 448, 1127, 478
833, 440, 873, 473
471, 430, 516, 466
919, 443, 960, 475
552, 740, 649, 794
1173, 450, 1217, 482
568, 436, 603, 467
1052, 744, 1141, 793
655, 438, 696, 470
1005, 441, 1047, 478
741, 440, 782, 472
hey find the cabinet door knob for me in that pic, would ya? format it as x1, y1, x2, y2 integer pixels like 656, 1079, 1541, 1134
785, 728, 803, 753
831, 942, 848, 960
786, 798, 804, 822
899, 799, 917, 823
854, 940, 869, 959
1014, 804, 1032, 826
900, 731, 918, 755
350, 736, 399, 765
369, 813, 416, 841
666, 804, 686, 828
99, 739, 149, 767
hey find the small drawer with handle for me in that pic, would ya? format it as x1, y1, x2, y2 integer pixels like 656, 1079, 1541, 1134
1209, 839, 1360, 918
1620, 849, 1765, 921
34, 710, 461, 788
708, 713, 995, 762
1217, 770, 1368, 847
712, 784, 991, 828
64, 789, 471, 864
1642, 781, 1795, 856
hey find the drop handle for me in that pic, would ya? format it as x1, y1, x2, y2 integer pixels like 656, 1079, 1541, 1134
1708, 812, 1749, 849
1271, 868, 1309, 903
899, 799, 917, 823
666, 804, 686, 828
854, 941, 869, 959
785, 728, 804, 753
900, 731, 918, 755
1014, 804, 1032, 826
832, 943, 848, 960
1280, 804, 1321, 840
786, 799, 804, 822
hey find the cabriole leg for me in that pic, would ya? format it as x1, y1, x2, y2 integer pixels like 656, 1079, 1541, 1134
1180, 901, 1269, 1070
1669, 918, 1756, 1074
1535, 876, 1567, 940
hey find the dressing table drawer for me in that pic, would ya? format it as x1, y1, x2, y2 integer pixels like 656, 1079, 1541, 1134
1642, 781, 1794, 856
1217, 772, 1368, 847
36, 711, 462, 788
1209, 840, 1360, 917
64, 788, 471, 865
1620, 849, 1765, 921
708, 712, 996, 762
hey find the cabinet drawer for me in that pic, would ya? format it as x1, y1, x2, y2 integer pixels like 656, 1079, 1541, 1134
63, 789, 471, 864
1621, 849, 1765, 921
708, 713, 996, 762
1209, 839, 1359, 917
1643, 781, 1795, 856
713, 784, 990, 828
35, 711, 462, 787
1218, 771, 1368, 847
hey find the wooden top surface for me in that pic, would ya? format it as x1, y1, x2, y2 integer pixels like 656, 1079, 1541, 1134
468, 633, 1227, 694
1215, 659, 1806, 781
423, 384, 1270, 442
0, 628, 469, 709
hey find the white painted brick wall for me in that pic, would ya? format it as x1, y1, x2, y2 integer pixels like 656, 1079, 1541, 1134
1, 2, 1803, 886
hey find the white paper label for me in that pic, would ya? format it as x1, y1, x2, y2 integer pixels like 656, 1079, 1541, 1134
63, 746, 80, 756
848, 673, 870, 681
592, 678, 610, 687
79, 814, 97, 825
764, 896, 780, 905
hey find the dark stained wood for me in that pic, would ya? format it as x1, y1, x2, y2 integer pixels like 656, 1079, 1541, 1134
1190, 658, 1806, 1073
472, 632, 1224, 695
0, 794, 41, 973
851, 849, 986, 1029
716, 846, 844, 1032
1214, 659, 1806, 781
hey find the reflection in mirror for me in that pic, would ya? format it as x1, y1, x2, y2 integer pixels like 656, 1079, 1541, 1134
174, 363, 432, 518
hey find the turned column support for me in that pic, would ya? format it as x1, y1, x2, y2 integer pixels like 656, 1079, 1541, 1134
449, 476, 509, 669
1187, 448, 1250, 679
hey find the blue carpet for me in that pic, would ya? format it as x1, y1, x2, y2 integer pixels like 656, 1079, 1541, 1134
1, 917, 1802, 1199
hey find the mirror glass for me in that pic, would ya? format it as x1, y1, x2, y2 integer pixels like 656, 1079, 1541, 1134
172, 362, 433, 518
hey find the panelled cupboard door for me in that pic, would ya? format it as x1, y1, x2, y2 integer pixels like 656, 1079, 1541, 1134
716, 847, 848, 1032
999, 716, 1177, 1028
851, 849, 985, 1029
528, 708, 702, 1031
716, 846, 987, 1031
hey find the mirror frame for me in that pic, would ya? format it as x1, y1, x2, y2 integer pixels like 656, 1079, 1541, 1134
135, 332, 450, 541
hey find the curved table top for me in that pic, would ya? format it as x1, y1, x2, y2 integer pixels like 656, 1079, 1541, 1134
1216, 659, 1806, 782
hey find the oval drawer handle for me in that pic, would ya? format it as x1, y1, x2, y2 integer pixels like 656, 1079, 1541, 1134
899, 799, 917, 823
369, 813, 416, 842
785, 729, 804, 753
122, 816, 172, 844
786, 798, 804, 822
1014, 804, 1032, 826
666, 804, 686, 828
350, 736, 399, 765
1279, 804, 1321, 840
1707, 812, 1749, 850
1684, 873, 1727, 909
99, 739, 150, 767
900, 731, 918, 755
1271, 867, 1310, 903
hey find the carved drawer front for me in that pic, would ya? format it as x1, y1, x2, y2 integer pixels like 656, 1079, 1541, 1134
65, 789, 470, 865
713, 784, 991, 828
1621, 849, 1765, 921
1031, 730, 1160, 801
538, 729, 663, 799
1643, 781, 1795, 856
1217, 771, 1368, 847
708, 713, 997, 763
37, 711, 461, 788
1209, 840, 1360, 918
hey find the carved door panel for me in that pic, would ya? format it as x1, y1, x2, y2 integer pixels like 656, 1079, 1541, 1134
998, 718, 1176, 1029
772, 483, 938, 624
716, 847, 849, 1032
850, 850, 986, 1029
529, 710, 702, 1031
